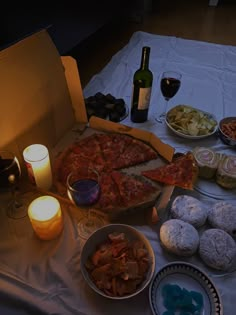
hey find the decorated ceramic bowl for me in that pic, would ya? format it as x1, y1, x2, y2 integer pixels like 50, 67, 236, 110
218, 116, 236, 147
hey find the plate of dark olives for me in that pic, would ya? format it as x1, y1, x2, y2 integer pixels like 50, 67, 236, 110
84, 92, 129, 122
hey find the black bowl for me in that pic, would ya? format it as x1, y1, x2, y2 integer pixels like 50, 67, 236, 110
218, 117, 236, 147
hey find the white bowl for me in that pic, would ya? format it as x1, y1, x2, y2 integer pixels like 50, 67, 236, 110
165, 105, 218, 139
80, 224, 155, 299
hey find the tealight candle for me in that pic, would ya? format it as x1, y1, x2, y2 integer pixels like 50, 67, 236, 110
23, 144, 52, 191
28, 195, 64, 240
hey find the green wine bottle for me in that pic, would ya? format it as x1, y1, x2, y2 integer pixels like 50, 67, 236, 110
131, 46, 153, 123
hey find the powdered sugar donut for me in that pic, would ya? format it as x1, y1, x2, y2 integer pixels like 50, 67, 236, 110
160, 219, 199, 257
207, 201, 236, 237
199, 228, 236, 271
170, 195, 207, 228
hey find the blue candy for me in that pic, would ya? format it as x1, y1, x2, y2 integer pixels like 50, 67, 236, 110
161, 283, 204, 315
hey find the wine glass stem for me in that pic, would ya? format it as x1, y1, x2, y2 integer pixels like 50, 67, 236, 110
86, 210, 95, 227
163, 98, 169, 115
11, 186, 21, 208
156, 99, 169, 123
86, 209, 95, 228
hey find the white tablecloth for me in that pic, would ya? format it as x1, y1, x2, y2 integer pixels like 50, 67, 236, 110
1, 31, 236, 315
84, 30, 236, 156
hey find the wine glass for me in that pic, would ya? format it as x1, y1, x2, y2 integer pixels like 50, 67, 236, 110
67, 168, 105, 240
0, 150, 27, 219
156, 71, 182, 123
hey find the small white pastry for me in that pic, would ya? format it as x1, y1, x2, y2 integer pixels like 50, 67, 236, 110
207, 201, 236, 237
160, 219, 199, 257
170, 195, 207, 228
199, 228, 236, 271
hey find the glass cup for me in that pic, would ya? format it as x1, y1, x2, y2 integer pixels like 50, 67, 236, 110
67, 168, 105, 239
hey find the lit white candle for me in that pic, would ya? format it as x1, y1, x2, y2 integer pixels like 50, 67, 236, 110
23, 144, 52, 191
28, 195, 64, 240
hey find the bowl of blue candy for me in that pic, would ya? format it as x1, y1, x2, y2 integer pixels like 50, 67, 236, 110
149, 261, 223, 315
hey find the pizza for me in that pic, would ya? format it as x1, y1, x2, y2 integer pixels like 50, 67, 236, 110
112, 138, 158, 170
141, 152, 199, 190
53, 132, 160, 213
95, 171, 157, 210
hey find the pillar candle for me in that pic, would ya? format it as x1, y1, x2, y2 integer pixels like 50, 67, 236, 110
28, 195, 64, 240
23, 144, 52, 191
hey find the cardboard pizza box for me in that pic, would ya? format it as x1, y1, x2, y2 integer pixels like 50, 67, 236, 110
0, 29, 87, 168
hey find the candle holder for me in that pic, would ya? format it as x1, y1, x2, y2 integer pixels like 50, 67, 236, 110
23, 144, 52, 191
28, 195, 64, 240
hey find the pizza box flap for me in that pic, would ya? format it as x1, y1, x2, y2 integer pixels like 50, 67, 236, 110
89, 116, 174, 162
0, 29, 88, 168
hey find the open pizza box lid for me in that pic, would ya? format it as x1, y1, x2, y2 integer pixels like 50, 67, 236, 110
0, 29, 87, 165
0, 28, 175, 222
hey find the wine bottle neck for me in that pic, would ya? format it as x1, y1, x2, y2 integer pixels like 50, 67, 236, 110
140, 46, 150, 70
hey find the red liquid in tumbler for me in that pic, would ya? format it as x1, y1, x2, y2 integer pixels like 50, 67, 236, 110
71, 179, 100, 206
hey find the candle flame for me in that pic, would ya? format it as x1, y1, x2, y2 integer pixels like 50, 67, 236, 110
28, 196, 60, 221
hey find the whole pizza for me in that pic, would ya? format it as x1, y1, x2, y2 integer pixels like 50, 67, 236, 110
53, 132, 198, 216
53, 132, 161, 215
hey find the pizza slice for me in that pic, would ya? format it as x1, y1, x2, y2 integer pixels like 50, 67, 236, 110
53, 140, 105, 196
95, 133, 133, 169
53, 151, 97, 196
141, 152, 199, 190
113, 138, 158, 170
111, 170, 158, 208
95, 172, 122, 211
71, 134, 106, 168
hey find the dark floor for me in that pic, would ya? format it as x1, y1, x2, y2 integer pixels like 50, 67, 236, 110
67, 0, 236, 89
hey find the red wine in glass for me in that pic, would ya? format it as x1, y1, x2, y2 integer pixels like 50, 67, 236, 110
156, 71, 182, 123
161, 77, 181, 99
67, 169, 104, 240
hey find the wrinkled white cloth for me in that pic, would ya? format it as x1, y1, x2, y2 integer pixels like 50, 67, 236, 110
1, 31, 236, 315
84, 31, 236, 156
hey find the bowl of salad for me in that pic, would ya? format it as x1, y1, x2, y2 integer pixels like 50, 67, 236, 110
165, 104, 218, 139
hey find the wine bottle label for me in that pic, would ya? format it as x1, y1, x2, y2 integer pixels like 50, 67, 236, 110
137, 87, 152, 110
